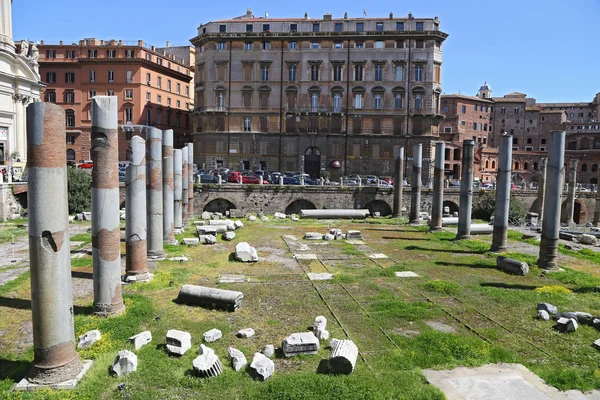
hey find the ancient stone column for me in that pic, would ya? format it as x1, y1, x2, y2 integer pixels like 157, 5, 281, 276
174, 149, 183, 232
25, 102, 84, 384
409, 144, 422, 224
146, 127, 165, 259
456, 140, 475, 240
181, 146, 189, 225
491, 135, 513, 251
187, 143, 194, 220
594, 165, 600, 226
539, 131, 566, 270
279, 175, 284, 187
162, 129, 177, 244
430, 142, 445, 231
537, 158, 547, 226
392, 147, 404, 218
125, 136, 150, 282
565, 159, 578, 225
90, 97, 125, 316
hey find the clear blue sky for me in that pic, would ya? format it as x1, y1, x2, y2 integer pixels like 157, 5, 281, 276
12, 0, 599, 103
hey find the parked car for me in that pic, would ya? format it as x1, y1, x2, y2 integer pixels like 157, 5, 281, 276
242, 175, 260, 184
199, 174, 218, 184
228, 171, 242, 183
269, 172, 282, 184
77, 160, 93, 169
119, 170, 126, 182
377, 180, 393, 188
283, 177, 300, 185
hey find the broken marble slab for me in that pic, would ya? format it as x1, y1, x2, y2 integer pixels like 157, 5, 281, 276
110, 350, 137, 376
193, 344, 223, 378
129, 331, 152, 350
282, 332, 320, 357
218, 274, 246, 283
250, 352, 274, 381
237, 328, 255, 338
183, 238, 200, 246
395, 271, 421, 278
235, 242, 259, 262
166, 329, 192, 356
203, 329, 222, 343
369, 253, 389, 259
78, 330, 101, 349
228, 347, 247, 372
294, 253, 318, 260
308, 273, 334, 281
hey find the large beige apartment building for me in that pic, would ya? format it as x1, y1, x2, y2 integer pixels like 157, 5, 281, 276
190, 9, 448, 178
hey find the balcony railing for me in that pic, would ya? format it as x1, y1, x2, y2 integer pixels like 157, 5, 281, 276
294, 106, 346, 113
195, 106, 228, 113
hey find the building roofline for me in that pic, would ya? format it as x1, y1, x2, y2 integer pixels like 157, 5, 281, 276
441, 94, 494, 103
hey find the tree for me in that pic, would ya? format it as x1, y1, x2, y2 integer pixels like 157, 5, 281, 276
472, 191, 526, 223
67, 167, 92, 214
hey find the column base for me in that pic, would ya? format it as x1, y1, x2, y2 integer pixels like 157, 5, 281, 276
429, 226, 443, 232
455, 235, 471, 240
409, 219, 422, 225
122, 272, 152, 283
93, 301, 126, 317
164, 239, 179, 245
174, 228, 184, 235
147, 250, 166, 261
540, 266, 565, 273
490, 245, 507, 252
14, 360, 93, 392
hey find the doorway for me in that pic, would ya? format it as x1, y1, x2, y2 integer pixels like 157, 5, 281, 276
304, 147, 321, 178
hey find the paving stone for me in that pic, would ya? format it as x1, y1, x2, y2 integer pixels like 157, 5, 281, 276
283, 235, 298, 241
203, 329, 222, 343
346, 230, 363, 240
237, 328, 255, 338
308, 273, 334, 281
228, 347, 247, 371
78, 329, 101, 349
218, 274, 246, 283
304, 232, 324, 240
110, 350, 137, 376
395, 271, 421, 278
282, 332, 320, 357
294, 253, 318, 260
128, 331, 152, 350
346, 239, 364, 245
369, 253, 388, 259
250, 352, 274, 381
166, 329, 192, 356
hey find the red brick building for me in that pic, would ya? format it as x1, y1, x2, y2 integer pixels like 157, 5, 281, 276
33, 38, 194, 161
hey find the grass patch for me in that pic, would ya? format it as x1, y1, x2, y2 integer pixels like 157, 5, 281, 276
0, 226, 26, 244
423, 280, 461, 296
533, 285, 572, 295
501, 252, 539, 266
369, 299, 436, 320
551, 268, 600, 290
71, 257, 92, 268
507, 230, 540, 246
70, 232, 92, 245
559, 245, 600, 265
0, 271, 29, 294
341, 242, 363, 256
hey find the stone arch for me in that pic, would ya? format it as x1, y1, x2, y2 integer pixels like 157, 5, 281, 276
561, 199, 587, 224
443, 200, 459, 215
66, 148, 76, 161
285, 199, 316, 215
364, 200, 392, 216
204, 198, 236, 214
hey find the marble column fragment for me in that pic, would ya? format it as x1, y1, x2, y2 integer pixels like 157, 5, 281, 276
146, 127, 165, 259
26, 102, 84, 383
430, 142, 445, 231
456, 140, 475, 240
174, 149, 183, 231
537, 158, 548, 226
162, 130, 177, 244
125, 136, 150, 282
90, 97, 125, 317
181, 146, 189, 225
392, 147, 404, 218
565, 159, 578, 225
409, 144, 422, 224
539, 131, 566, 270
491, 135, 512, 251
187, 143, 194, 220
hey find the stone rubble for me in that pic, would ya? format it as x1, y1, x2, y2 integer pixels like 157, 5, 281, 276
110, 350, 138, 376
197, 226, 217, 236
330, 229, 344, 240
237, 328, 255, 338
201, 211, 211, 220
260, 216, 269, 222
218, 274, 246, 283
222, 231, 236, 241
193, 344, 223, 378
282, 332, 320, 357
537, 310, 550, 321
250, 352, 275, 381
228, 347, 248, 371
274, 212, 287, 219
129, 331, 152, 350
234, 220, 244, 229
168, 256, 189, 262
323, 233, 334, 241
235, 242, 259, 262
166, 329, 192, 356
395, 271, 421, 278
261, 344, 275, 358
313, 316, 329, 341
78, 330, 101, 349
203, 329, 222, 343
199, 235, 217, 245
577, 234, 597, 245
304, 232, 324, 240
346, 230, 363, 240
537, 303, 558, 315
183, 238, 200, 246
593, 339, 600, 350
556, 317, 578, 333
247, 215, 257, 221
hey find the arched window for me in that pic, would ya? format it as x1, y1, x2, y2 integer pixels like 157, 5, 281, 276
524, 162, 529, 170
515, 162, 520, 170
66, 149, 76, 161
581, 138, 590, 150
305, 147, 321, 156
491, 161, 496, 169
582, 163, 588, 172
485, 160, 489, 169
592, 164, 598, 172
533, 162, 538, 170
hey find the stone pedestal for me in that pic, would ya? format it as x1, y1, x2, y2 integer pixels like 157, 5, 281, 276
456, 140, 475, 240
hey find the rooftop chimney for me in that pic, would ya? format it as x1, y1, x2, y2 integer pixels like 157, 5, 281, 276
304, 12, 308, 20
323, 13, 332, 21
166, 41, 171, 47
344, 12, 348, 19
389, 12, 393, 19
